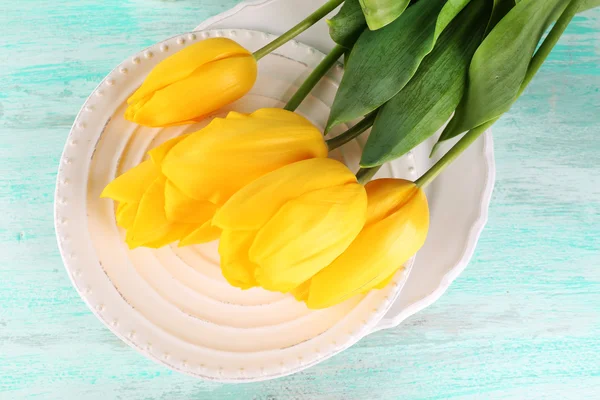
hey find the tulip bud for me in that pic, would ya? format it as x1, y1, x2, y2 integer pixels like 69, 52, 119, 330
100, 135, 217, 249
125, 38, 257, 127
306, 178, 429, 309
100, 157, 213, 249
161, 108, 328, 206
101, 159, 160, 205
101, 158, 161, 238
213, 158, 368, 291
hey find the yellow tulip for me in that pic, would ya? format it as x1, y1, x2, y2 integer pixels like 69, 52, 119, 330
306, 178, 429, 309
213, 158, 368, 291
101, 159, 160, 204
160, 108, 328, 206
125, 38, 257, 127
290, 280, 311, 302
101, 158, 162, 242
102, 108, 326, 248
101, 136, 215, 249
115, 202, 138, 230
148, 135, 220, 244
101, 163, 197, 249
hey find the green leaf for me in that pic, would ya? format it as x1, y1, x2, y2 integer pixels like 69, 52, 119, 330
434, 0, 474, 38
578, 0, 600, 11
485, 0, 516, 35
436, 0, 569, 144
518, 0, 599, 11
328, 0, 366, 48
360, 0, 490, 167
359, 0, 410, 30
326, 0, 472, 131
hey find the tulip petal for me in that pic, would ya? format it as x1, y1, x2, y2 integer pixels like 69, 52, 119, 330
116, 202, 138, 230
124, 95, 151, 121
101, 160, 159, 203
142, 223, 196, 249
290, 280, 311, 302
178, 221, 221, 246
363, 178, 418, 225
225, 111, 248, 119
148, 134, 189, 166
164, 180, 217, 224
126, 176, 173, 248
218, 230, 258, 289
373, 271, 396, 290
307, 182, 429, 309
223, 108, 313, 126
249, 108, 316, 127
251, 183, 367, 293
163, 112, 327, 203
127, 55, 257, 127
128, 38, 252, 105
116, 202, 126, 216
213, 158, 355, 231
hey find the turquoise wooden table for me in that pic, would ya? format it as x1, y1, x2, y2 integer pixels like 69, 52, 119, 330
1, 1, 599, 399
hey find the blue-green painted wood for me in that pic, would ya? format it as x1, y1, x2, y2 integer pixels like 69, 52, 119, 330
0, 1, 598, 399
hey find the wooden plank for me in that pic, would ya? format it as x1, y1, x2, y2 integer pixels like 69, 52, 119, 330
0, 1, 598, 398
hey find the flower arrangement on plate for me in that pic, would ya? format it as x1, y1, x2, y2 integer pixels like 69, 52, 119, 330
56, 0, 598, 381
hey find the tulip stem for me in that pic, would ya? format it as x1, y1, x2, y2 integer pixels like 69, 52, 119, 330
519, 0, 582, 95
415, 120, 495, 189
253, 0, 345, 61
284, 45, 346, 111
415, 1, 581, 190
326, 111, 377, 150
356, 166, 381, 184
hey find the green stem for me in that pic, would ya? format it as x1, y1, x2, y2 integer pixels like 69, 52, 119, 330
356, 166, 381, 184
415, 119, 496, 189
519, 0, 582, 95
253, 0, 345, 61
326, 111, 377, 150
416, 0, 582, 189
284, 45, 346, 112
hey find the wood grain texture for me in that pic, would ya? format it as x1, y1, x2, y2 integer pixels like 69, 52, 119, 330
0, 1, 599, 399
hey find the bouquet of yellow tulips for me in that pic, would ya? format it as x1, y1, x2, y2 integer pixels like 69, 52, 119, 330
101, 0, 595, 309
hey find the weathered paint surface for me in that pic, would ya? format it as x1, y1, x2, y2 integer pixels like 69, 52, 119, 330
1, 1, 599, 399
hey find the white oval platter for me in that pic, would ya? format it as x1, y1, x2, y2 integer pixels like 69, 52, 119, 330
194, 0, 495, 336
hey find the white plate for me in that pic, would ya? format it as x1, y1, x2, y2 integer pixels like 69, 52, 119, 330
55, 28, 420, 382
195, 0, 495, 335
55, 0, 495, 383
